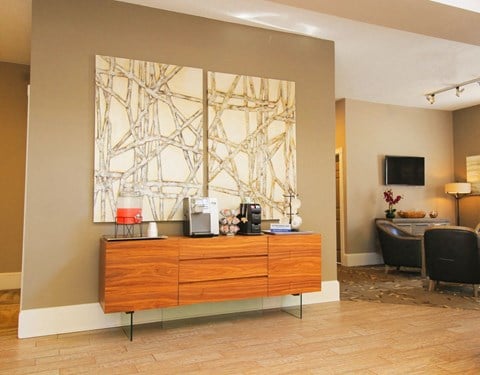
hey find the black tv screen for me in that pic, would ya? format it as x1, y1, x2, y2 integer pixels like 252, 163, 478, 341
384, 156, 425, 186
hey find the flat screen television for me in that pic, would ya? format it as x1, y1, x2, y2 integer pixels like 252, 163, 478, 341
384, 155, 425, 186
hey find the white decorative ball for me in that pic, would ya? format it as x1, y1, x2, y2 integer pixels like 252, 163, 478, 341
291, 215, 302, 230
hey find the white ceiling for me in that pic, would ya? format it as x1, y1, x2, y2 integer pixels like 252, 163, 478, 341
2, 0, 480, 111
430, 0, 480, 13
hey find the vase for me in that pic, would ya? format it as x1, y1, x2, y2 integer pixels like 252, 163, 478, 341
385, 211, 395, 219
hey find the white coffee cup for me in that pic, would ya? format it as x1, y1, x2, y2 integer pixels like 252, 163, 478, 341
147, 222, 158, 237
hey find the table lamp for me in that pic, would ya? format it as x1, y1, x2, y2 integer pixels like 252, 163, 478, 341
445, 182, 471, 225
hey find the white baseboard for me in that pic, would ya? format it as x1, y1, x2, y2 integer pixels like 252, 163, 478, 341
18, 280, 339, 339
0, 272, 21, 290
343, 252, 383, 267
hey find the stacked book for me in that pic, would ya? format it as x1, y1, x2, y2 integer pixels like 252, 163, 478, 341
269, 223, 292, 233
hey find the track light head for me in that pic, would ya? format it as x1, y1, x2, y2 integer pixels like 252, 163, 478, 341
456, 86, 465, 97
425, 76, 480, 105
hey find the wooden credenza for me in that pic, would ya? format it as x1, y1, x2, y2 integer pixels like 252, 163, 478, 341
99, 234, 321, 314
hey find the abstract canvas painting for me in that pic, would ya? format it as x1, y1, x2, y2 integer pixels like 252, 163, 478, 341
467, 155, 480, 194
207, 71, 296, 219
94, 55, 203, 222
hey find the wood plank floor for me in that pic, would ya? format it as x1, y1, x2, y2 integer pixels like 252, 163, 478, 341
0, 289, 20, 329
1, 301, 480, 374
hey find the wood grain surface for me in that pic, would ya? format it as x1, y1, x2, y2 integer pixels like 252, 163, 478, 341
3, 301, 480, 373
179, 235, 267, 259
100, 238, 179, 313
100, 234, 321, 313
179, 256, 268, 282
268, 234, 322, 296
179, 276, 268, 305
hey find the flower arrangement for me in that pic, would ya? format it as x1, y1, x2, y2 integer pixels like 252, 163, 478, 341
219, 209, 240, 235
383, 189, 403, 218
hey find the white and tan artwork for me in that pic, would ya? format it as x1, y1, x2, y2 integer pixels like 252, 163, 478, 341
207, 71, 296, 219
94, 55, 203, 222
467, 155, 480, 194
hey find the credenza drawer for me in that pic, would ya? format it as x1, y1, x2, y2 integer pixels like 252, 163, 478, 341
104, 285, 178, 313
179, 236, 267, 259
179, 256, 267, 282
268, 275, 322, 296
101, 240, 179, 313
269, 250, 322, 296
179, 276, 268, 305
104, 237, 179, 251
268, 234, 321, 296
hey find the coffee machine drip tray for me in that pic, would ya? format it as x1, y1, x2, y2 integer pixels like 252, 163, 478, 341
190, 232, 216, 238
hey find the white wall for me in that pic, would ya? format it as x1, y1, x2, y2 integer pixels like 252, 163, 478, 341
338, 99, 454, 262
453, 104, 480, 228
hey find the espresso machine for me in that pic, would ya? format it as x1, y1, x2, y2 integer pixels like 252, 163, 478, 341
238, 203, 262, 234
183, 197, 219, 237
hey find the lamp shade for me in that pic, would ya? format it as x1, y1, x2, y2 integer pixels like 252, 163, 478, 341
445, 182, 471, 194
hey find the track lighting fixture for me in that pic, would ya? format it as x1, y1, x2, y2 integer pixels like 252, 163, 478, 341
425, 76, 480, 104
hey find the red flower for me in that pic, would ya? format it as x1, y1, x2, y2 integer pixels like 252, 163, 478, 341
383, 189, 402, 206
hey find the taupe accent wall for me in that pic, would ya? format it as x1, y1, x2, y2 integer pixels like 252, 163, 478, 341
453, 105, 480, 228
24, 0, 335, 309
0, 62, 28, 274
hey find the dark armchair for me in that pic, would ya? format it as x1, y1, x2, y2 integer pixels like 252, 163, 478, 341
376, 220, 423, 273
424, 226, 480, 297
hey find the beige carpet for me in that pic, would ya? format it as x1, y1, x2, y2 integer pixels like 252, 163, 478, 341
338, 265, 480, 310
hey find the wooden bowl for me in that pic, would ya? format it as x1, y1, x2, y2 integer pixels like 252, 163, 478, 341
397, 210, 426, 218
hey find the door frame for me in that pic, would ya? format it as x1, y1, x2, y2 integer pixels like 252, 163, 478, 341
335, 147, 346, 265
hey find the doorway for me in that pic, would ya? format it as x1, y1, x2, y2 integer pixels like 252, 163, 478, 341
335, 148, 345, 265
